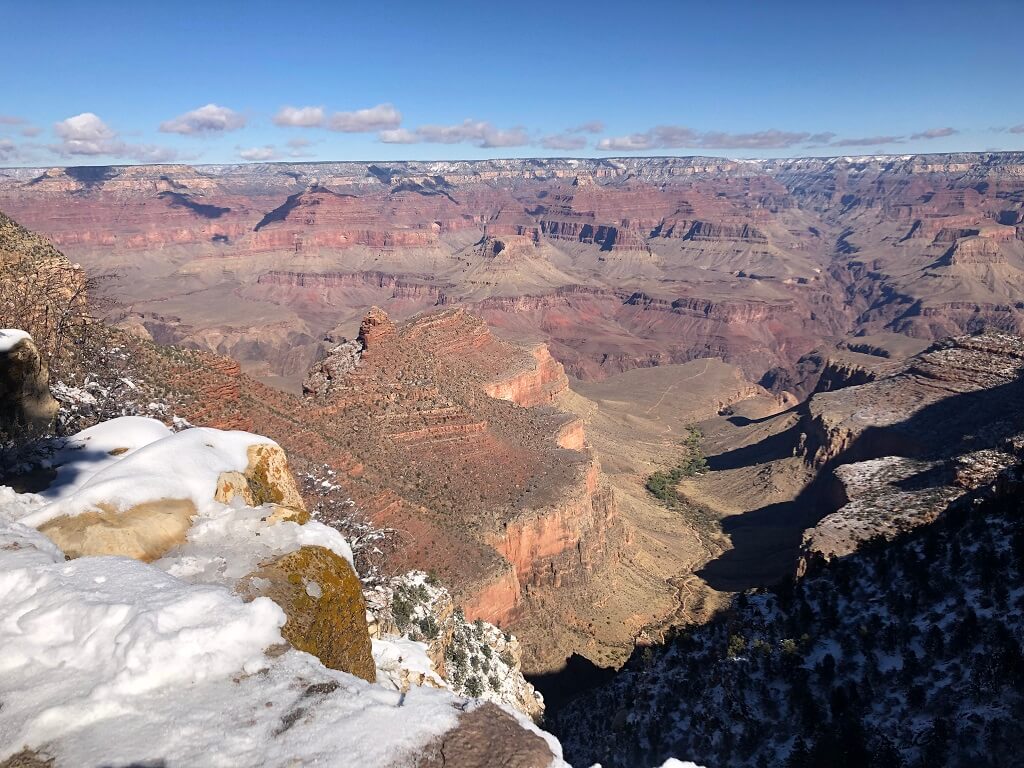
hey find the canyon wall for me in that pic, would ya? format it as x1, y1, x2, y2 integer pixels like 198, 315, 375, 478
7, 153, 1023, 394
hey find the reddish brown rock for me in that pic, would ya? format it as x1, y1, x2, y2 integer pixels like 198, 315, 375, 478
415, 703, 555, 768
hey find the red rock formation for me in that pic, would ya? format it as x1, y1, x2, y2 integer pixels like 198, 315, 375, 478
483, 346, 569, 407
3, 153, 1024, 405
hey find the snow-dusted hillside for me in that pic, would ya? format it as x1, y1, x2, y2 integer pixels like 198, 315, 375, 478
558, 463, 1024, 768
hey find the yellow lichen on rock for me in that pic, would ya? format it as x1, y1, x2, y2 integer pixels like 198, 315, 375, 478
38, 499, 197, 561
214, 443, 308, 523
237, 545, 376, 682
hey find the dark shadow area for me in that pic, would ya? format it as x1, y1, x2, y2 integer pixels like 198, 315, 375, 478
697, 367, 1024, 591
1, 444, 116, 496
157, 191, 230, 219
527, 653, 617, 717
705, 421, 802, 471
366, 164, 395, 184
254, 186, 357, 231
65, 165, 119, 189
725, 404, 798, 427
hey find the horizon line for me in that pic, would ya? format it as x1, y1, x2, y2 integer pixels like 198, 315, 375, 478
3, 149, 1023, 172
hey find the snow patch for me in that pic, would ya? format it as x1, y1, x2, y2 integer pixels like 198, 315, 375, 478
0, 328, 30, 352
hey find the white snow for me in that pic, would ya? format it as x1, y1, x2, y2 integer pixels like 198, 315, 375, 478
372, 636, 446, 690
0, 502, 476, 768
0, 328, 31, 352
21, 417, 278, 527
155, 502, 353, 583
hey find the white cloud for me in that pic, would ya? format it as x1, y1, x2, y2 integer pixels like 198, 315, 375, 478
286, 137, 312, 149
273, 106, 325, 127
0, 115, 26, 126
540, 133, 588, 151
1010, 124, 1024, 134
160, 104, 246, 135
910, 127, 957, 140
51, 112, 178, 162
238, 146, 279, 161
53, 113, 121, 155
377, 128, 420, 144
384, 119, 529, 148
328, 103, 402, 132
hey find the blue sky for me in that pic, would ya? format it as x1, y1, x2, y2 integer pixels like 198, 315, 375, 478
1, 0, 1021, 166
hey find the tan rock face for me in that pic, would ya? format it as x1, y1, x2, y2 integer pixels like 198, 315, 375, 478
38, 499, 196, 561
483, 345, 569, 408
0, 335, 59, 438
213, 443, 309, 523
414, 703, 554, 768
237, 545, 376, 682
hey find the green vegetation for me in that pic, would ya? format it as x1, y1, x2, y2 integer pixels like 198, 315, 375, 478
645, 426, 708, 504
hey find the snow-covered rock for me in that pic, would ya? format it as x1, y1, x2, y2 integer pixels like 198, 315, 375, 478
0, 328, 58, 438
366, 571, 545, 720
19, 417, 309, 561
0, 512, 476, 767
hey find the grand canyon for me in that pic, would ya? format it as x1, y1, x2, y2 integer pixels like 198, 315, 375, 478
4, 153, 1022, 396
2, 149, 1023, 658
6, 0, 1024, 761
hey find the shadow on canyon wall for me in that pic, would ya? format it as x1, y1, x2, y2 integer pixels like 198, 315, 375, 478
543, 367, 1024, 732
698, 370, 1024, 591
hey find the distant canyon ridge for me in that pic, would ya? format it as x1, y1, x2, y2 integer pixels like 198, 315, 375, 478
1, 153, 1023, 394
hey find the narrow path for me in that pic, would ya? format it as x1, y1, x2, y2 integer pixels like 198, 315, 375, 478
643, 359, 711, 416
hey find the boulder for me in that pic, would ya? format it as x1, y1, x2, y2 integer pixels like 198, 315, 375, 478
415, 703, 555, 768
237, 545, 376, 682
303, 338, 362, 399
0, 331, 58, 438
213, 443, 309, 523
35, 426, 309, 561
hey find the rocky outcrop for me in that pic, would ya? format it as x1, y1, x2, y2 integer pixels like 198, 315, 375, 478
415, 703, 556, 768
800, 333, 1024, 468
302, 338, 362, 399
794, 332, 1024, 569
357, 305, 396, 349
0, 331, 59, 438
365, 572, 544, 720
238, 544, 376, 682
483, 345, 569, 407
213, 442, 308, 519
32, 423, 309, 561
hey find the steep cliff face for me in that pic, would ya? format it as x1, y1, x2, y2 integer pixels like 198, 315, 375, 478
793, 332, 1024, 567
483, 345, 569, 407
492, 459, 617, 592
